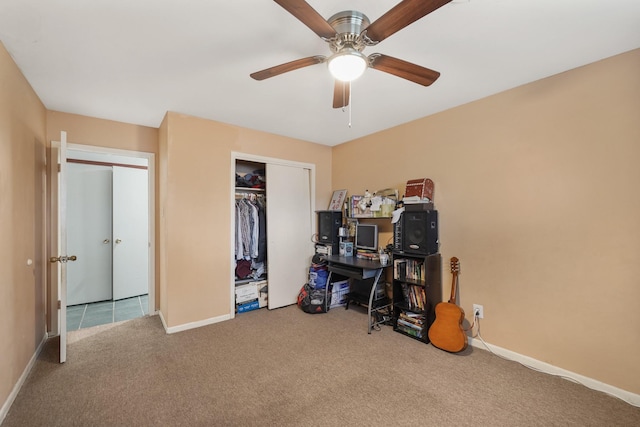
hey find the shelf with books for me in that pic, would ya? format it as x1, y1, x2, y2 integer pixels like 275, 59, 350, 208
391, 252, 442, 344
393, 279, 429, 341
393, 257, 427, 286
395, 311, 426, 340
396, 282, 427, 312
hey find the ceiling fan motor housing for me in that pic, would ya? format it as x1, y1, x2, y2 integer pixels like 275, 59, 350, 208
328, 11, 370, 53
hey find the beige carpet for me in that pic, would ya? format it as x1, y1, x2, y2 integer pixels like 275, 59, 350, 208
67, 319, 131, 344
3, 305, 640, 426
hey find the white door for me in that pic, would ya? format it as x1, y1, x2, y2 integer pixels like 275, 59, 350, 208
66, 163, 113, 305
266, 164, 313, 309
112, 166, 149, 300
50, 131, 75, 363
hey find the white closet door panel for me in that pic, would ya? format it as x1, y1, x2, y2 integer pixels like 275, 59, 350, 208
266, 164, 313, 309
112, 166, 149, 300
66, 163, 113, 305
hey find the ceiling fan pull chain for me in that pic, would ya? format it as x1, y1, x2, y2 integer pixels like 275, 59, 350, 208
341, 81, 347, 113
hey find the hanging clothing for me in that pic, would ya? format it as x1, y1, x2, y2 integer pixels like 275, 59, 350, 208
236, 198, 252, 260
235, 194, 266, 276
256, 199, 266, 263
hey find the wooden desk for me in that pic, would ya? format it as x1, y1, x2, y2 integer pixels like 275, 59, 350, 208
322, 255, 391, 334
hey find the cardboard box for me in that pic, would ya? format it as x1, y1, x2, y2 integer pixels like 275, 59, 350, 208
235, 283, 259, 304
237, 299, 259, 313
339, 241, 354, 257
330, 280, 350, 308
254, 280, 268, 308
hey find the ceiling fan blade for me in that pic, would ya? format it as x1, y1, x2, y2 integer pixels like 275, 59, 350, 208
250, 56, 326, 80
362, 0, 453, 44
369, 54, 440, 86
274, 0, 337, 39
333, 80, 350, 109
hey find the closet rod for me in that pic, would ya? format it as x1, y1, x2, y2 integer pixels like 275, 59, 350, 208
235, 192, 265, 200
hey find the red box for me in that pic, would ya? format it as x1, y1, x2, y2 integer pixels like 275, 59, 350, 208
405, 178, 434, 201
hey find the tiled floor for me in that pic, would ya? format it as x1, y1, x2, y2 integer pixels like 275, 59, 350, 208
67, 294, 149, 331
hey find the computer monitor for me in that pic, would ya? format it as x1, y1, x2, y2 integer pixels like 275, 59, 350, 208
355, 223, 378, 252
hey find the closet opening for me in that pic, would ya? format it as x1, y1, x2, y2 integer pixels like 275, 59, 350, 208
65, 146, 155, 332
234, 161, 268, 312
231, 152, 316, 317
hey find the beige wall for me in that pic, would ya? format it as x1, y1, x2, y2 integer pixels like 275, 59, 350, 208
46, 111, 158, 153
332, 49, 640, 394
45, 111, 160, 322
0, 42, 47, 410
159, 112, 332, 327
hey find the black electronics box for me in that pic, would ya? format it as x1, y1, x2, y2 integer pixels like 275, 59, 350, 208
404, 202, 435, 211
317, 211, 342, 245
396, 210, 439, 256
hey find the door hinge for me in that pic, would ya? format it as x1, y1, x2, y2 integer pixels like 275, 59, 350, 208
58, 163, 61, 172
57, 300, 61, 309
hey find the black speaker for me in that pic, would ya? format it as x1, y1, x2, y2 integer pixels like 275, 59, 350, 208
402, 210, 438, 255
317, 211, 342, 245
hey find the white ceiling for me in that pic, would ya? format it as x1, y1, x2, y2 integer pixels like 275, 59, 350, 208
1, 1, 639, 146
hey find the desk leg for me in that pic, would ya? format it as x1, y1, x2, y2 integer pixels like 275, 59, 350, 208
367, 269, 383, 334
324, 271, 333, 313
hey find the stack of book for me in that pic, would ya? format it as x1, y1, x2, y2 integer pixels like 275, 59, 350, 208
356, 250, 380, 261
396, 312, 425, 338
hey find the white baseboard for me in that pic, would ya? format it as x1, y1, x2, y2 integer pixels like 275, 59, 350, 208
468, 336, 640, 407
0, 332, 48, 424
158, 310, 231, 334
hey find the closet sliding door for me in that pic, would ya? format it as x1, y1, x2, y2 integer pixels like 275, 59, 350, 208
266, 163, 313, 309
112, 166, 149, 300
67, 163, 113, 305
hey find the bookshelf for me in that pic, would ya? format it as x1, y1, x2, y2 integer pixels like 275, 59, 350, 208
391, 252, 442, 343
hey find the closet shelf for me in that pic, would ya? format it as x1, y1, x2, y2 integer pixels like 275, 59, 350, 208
235, 187, 265, 192
235, 275, 267, 286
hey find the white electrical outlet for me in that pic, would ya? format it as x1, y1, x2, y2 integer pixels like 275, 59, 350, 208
473, 304, 484, 319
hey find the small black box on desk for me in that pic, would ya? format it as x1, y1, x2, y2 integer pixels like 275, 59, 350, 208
404, 202, 434, 211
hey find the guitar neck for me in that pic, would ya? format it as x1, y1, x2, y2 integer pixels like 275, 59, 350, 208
449, 257, 459, 304
449, 274, 458, 304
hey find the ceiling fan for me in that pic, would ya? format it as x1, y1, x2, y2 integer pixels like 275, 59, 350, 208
250, 0, 452, 108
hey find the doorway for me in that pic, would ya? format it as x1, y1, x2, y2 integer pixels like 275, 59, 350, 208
65, 145, 155, 331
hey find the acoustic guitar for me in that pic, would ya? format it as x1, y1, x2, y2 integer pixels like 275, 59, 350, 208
428, 257, 467, 353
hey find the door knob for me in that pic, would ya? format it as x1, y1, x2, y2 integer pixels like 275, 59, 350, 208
103, 239, 111, 244
49, 255, 78, 263
115, 239, 122, 244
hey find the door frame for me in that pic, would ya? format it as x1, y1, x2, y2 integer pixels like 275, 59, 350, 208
52, 142, 156, 332
230, 152, 316, 318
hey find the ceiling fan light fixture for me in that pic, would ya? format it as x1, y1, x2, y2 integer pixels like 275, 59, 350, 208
328, 49, 367, 82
